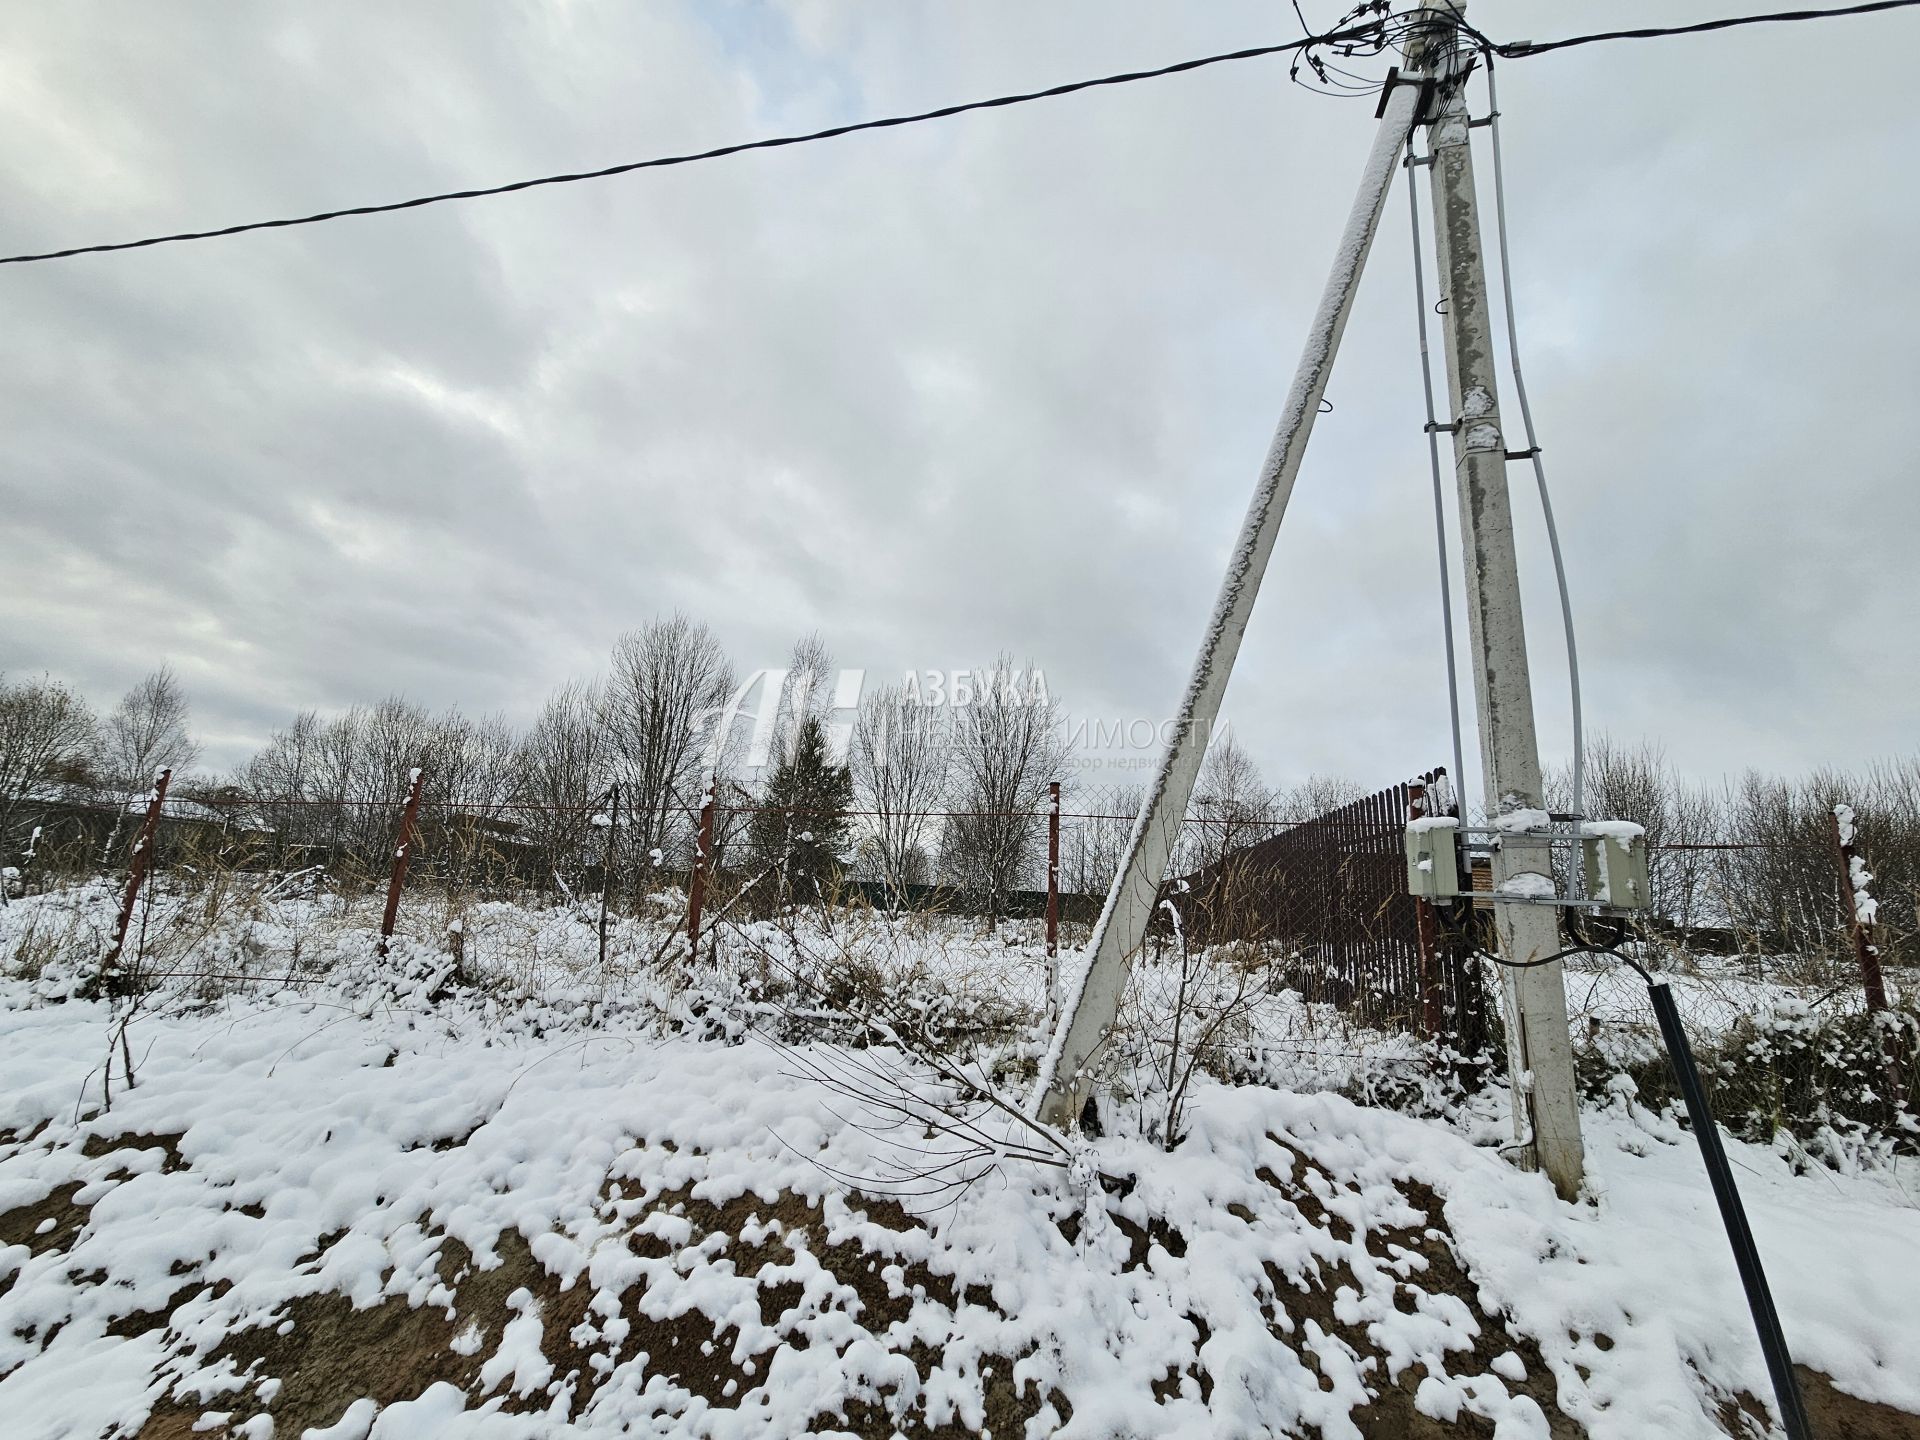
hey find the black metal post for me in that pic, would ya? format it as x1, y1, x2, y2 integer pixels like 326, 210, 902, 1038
1647, 981, 1811, 1440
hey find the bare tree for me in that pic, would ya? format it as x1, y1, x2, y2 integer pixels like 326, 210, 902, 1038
97, 666, 200, 802
1269, 773, 1364, 824
851, 682, 950, 906
422, 709, 523, 884
1713, 769, 1837, 956
518, 679, 612, 885
1546, 735, 1723, 933
0, 674, 97, 864
1665, 776, 1723, 935
605, 614, 736, 866
1064, 782, 1143, 901
239, 709, 326, 862
1127, 904, 1281, 1149
1186, 729, 1276, 873
940, 655, 1069, 923
244, 698, 431, 869
307, 704, 377, 859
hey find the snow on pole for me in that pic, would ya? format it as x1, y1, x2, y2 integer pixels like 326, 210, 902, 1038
1031, 77, 1429, 1127
1046, 780, 1062, 990
1830, 803, 1890, 1015
687, 787, 717, 963
1830, 803, 1908, 1130
599, 783, 619, 972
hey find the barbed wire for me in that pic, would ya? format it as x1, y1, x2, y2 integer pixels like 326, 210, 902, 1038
16, 786, 1850, 849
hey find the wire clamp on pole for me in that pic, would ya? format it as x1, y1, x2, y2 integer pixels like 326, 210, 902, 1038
1504, 447, 1541, 461
1424, 421, 1458, 434
1373, 66, 1440, 124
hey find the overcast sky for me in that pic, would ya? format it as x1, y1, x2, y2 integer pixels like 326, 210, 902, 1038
2, 0, 1915, 803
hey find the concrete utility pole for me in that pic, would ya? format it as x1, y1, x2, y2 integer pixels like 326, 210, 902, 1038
1412, 3, 1584, 1197
1032, 74, 1430, 1129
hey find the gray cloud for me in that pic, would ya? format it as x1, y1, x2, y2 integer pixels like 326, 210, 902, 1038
2, 0, 1916, 803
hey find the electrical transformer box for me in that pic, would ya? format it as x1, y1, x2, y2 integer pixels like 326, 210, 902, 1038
1404, 817, 1461, 900
1582, 825, 1650, 909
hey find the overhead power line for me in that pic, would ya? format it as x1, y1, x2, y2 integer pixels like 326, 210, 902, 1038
0, 23, 1387, 268
3, 0, 1917, 268
1484, 0, 1920, 57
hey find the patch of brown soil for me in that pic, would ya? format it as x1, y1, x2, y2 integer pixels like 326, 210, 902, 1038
2, 1132, 190, 1310
1796, 1369, 1920, 1440
0, 1120, 51, 1153
130, 1411, 205, 1440
815, 1350, 1072, 1439
0, 1180, 88, 1263
1258, 1143, 1585, 1439
80, 1131, 185, 1172
1109, 1210, 1189, 1271
1720, 1371, 1920, 1440
138, 1178, 978, 1437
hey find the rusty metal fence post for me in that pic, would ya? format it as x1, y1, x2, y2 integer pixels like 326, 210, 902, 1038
598, 784, 619, 971
99, 767, 172, 997
1831, 803, 1902, 1107
1831, 805, 1890, 1013
686, 790, 716, 963
377, 768, 425, 959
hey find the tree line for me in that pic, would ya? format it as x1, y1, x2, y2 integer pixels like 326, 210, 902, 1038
6, 640, 1916, 954
1545, 737, 1920, 960
2, 622, 1078, 914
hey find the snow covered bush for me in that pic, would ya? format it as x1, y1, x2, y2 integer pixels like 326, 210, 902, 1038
1576, 994, 1920, 1167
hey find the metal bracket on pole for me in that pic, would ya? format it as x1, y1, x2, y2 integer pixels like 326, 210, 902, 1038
1374, 66, 1440, 125
1031, 75, 1429, 1130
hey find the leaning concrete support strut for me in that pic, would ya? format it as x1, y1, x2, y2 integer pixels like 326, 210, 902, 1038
1032, 76, 1426, 1127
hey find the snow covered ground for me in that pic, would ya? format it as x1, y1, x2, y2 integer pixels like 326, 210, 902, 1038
3, 889, 1918, 1438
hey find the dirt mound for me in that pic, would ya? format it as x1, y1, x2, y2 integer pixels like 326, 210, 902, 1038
7, 1126, 1915, 1438
128, 1175, 1062, 1438
118, 1132, 1573, 1438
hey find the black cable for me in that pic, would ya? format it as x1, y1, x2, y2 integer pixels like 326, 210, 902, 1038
1472, 911, 1638, 972
1477, 942, 1637, 973
1643, 979, 1813, 1438
1481, 0, 1920, 57
3, 0, 1912, 269
0, 20, 1387, 268
1469, 917, 1812, 1439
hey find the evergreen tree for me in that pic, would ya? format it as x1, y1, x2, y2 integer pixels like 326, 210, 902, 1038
748, 716, 853, 904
